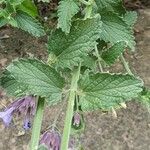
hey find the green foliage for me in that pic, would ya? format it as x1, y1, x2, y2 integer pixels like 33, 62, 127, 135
0, 0, 148, 149
99, 12, 135, 50
48, 16, 102, 69
139, 88, 150, 112
95, 0, 125, 14
17, 0, 38, 17
1, 59, 65, 104
57, 0, 80, 33
14, 11, 45, 37
0, 17, 8, 27
101, 41, 126, 65
79, 72, 143, 111
123, 11, 138, 28
95, 0, 135, 50
0, 0, 45, 37
7, 0, 25, 6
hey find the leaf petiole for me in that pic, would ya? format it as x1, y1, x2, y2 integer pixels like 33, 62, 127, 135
120, 54, 133, 75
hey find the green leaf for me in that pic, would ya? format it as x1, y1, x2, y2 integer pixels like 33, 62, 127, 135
14, 11, 45, 37
0, 17, 8, 27
95, 0, 125, 15
1, 59, 65, 103
48, 17, 102, 69
7, 0, 25, 6
0, 71, 29, 97
82, 55, 96, 69
99, 12, 135, 50
57, 0, 80, 33
79, 73, 143, 111
101, 41, 126, 65
0, 0, 5, 4
139, 88, 150, 113
123, 11, 138, 28
17, 0, 38, 17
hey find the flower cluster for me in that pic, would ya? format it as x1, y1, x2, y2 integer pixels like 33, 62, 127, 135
40, 129, 61, 150
0, 95, 36, 130
40, 129, 76, 150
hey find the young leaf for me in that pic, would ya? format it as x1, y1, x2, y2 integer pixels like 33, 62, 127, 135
14, 11, 46, 37
99, 12, 135, 50
79, 73, 143, 111
17, 0, 38, 17
1, 59, 65, 103
95, 0, 125, 15
57, 0, 79, 33
48, 17, 102, 69
101, 41, 126, 65
123, 11, 138, 28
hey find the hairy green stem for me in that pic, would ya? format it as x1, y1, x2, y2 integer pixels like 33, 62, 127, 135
120, 54, 133, 75
95, 45, 104, 72
60, 64, 81, 150
30, 97, 45, 150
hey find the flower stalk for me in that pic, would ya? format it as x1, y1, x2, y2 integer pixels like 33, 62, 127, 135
60, 64, 81, 150
30, 96, 45, 150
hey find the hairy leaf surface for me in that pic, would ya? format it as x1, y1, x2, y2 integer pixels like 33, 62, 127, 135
95, 0, 125, 14
101, 41, 126, 65
1, 59, 65, 103
99, 12, 135, 50
57, 0, 79, 33
123, 11, 137, 27
14, 11, 45, 37
48, 17, 102, 69
79, 73, 143, 111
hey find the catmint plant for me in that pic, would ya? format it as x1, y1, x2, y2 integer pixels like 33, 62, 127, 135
0, 95, 36, 129
0, 0, 150, 150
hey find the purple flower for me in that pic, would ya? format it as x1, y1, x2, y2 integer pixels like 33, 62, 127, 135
0, 107, 14, 126
0, 95, 36, 129
40, 129, 61, 150
73, 113, 81, 127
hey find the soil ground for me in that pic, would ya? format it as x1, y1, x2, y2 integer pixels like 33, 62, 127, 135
0, 5, 150, 150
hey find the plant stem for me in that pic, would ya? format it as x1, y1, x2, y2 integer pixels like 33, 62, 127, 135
84, 0, 94, 19
79, 0, 91, 5
60, 64, 81, 150
94, 45, 104, 72
120, 54, 133, 75
30, 97, 45, 150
